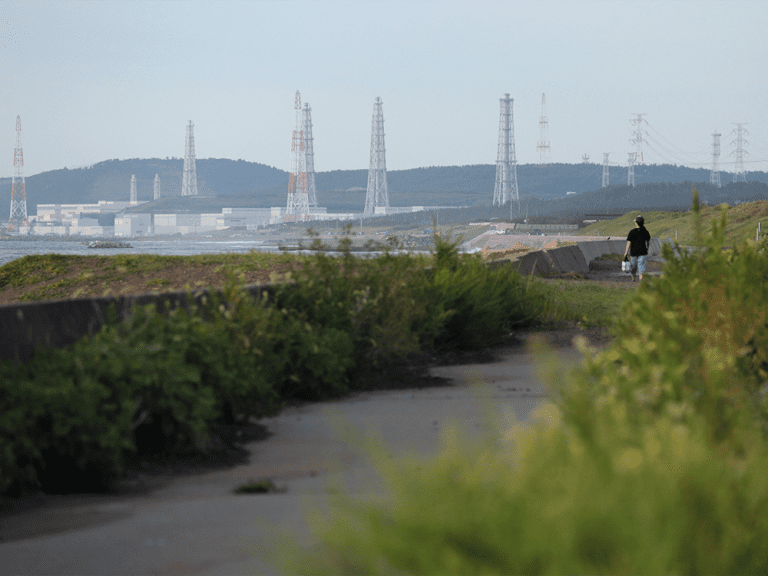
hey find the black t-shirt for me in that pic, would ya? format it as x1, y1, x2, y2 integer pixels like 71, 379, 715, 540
627, 226, 651, 256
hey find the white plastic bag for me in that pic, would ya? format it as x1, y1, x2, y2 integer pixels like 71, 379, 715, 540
621, 260, 631, 273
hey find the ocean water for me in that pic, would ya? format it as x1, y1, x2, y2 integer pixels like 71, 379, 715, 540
0, 239, 284, 268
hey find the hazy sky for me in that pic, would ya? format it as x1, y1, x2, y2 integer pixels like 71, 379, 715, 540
1, 0, 767, 177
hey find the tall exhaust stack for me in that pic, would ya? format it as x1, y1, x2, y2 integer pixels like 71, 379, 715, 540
182, 120, 198, 196
493, 93, 519, 213
130, 175, 137, 203
363, 97, 389, 217
9, 115, 27, 228
286, 90, 310, 221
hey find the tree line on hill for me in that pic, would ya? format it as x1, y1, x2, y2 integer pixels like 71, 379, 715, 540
0, 157, 765, 218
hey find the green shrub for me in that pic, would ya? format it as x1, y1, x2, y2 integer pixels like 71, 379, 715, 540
420, 238, 546, 351
0, 233, 551, 497
279, 189, 768, 575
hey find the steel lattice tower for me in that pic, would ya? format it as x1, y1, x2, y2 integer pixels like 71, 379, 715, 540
627, 153, 635, 187
536, 93, 550, 166
602, 153, 610, 187
303, 103, 318, 208
731, 123, 749, 183
154, 174, 161, 200
710, 131, 721, 188
181, 120, 198, 196
630, 113, 647, 163
130, 175, 137, 203
286, 90, 310, 221
364, 97, 389, 217
9, 115, 27, 228
493, 93, 519, 210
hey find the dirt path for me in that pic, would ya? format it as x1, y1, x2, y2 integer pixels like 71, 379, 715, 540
0, 331, 593, 576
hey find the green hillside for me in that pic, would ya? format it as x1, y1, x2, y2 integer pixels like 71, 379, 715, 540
3, 158, 767, 217
579, 200, 768, 246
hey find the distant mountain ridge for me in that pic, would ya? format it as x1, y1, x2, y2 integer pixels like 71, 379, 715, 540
0, 157, 766, 216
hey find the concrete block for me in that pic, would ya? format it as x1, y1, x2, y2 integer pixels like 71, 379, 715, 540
544, 245, 589, 276
512, 251, 557, 277
577, 240, 626, 264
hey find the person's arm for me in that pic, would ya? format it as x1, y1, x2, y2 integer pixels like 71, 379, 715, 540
624, 240, 631, 258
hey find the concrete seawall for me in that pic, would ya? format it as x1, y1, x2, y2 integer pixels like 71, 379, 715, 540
0, 284, 280, 364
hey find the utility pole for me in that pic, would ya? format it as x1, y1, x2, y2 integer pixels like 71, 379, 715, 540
536, 93, 550, 166
710, 131, 721, 187
181, 121, 198, 196
602, 153, 610, 187
9, 115, 27, 229
731, 123, 749, 183
630, 113, 647, 164
493, 93, 519, 215
364, 97, 389, 217
286, 90, 310, 221
627, 152, 635, 187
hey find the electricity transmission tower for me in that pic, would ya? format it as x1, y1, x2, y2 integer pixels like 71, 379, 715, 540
627, 152, 635, 187
303, 103, 318, 208
602, 153, 610, 187
493, 93, 519, 213
130, 175, 137, 203
630, 113, 647, 163
536, 93, 550, 166
710, 131, 721, 187
286, 90, 310, 221
730, 123, 749, 182
9, 115, 27, 229
181, 121, 198, 196
364, 97, 389, 217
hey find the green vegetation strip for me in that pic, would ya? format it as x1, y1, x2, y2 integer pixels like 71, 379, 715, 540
278, 190, 768, 575
0, 251, 306, 303
2, 235, 588, 498
579, 198, 768, 245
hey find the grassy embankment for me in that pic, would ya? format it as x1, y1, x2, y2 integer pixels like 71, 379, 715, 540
0, 252, 305, 304
579, 199, 768, 245
0, 233, 632, 499
0, 241, 632, 328
277, 191, 768, 575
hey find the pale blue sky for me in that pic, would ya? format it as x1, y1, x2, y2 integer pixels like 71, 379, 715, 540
1, 0, 766, 177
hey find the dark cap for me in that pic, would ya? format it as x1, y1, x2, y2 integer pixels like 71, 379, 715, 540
635, 215, 644, 225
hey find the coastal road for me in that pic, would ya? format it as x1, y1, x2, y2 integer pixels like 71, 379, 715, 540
0, 334, 587, 576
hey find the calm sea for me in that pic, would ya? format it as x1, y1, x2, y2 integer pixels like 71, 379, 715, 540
0, 239, 284, 268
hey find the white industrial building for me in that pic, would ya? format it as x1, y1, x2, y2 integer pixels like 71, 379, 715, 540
36, 201, 141, 222
115, 214, 152, 237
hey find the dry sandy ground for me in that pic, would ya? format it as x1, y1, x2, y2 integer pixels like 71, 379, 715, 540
0, 330, 600, 576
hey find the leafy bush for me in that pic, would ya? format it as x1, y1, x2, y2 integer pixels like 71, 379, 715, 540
279, 190, 768, 575
1, 232, 548, 497
420, 236, 547, 351
0, 281, 353, 494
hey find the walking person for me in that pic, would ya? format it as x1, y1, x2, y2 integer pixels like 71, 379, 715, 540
623, 215, 651, 282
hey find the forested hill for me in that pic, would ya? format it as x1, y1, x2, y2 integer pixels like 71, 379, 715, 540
0, 157, 766, 215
